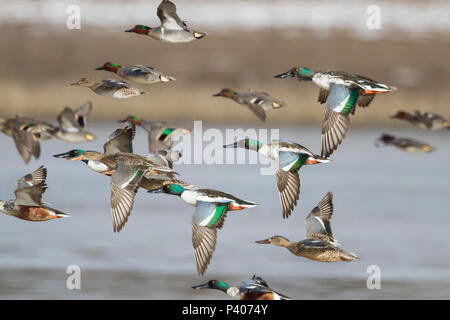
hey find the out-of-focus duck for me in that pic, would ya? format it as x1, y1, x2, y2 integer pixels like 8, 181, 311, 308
224, 139, 330, 218
274, 66, 396, 157
0, 166, 70, 221
256, 192, 359, 262
96, 62, 175, 84
192, 275, 292, 300
71, 78, 145, 99
125, 0, 206, 43
213, 88, 285, 121
375, 133, 435, 153
390, 110, 450, 130
52, 101, 96, 142
0, 116, 53, 164
120, 115, 190, 153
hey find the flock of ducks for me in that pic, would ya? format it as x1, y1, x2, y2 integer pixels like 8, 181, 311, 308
1, 0, 449, 300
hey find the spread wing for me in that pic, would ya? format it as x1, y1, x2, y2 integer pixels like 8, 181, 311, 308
157, 0, 186, 30
110, 163, 145, 232
305, 192, 336, 243
103, 122, 135, 155
11, 128, 40, 164
192, 201, 229, 275
276, 169, 300, 219
57, 107, 82, 133
74, 101, 93, 127
14, 166, 48, 206
16, 165, 47, 189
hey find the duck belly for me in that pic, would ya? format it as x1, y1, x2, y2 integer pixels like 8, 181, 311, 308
17, 207, 57, 221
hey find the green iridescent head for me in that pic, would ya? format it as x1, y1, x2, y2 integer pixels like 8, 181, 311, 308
96, 62, 122, 72
161, 184, 185, 195
125, 25, 151, 34
192, 280, 230, 292
53, 149, 86, 160
223, 138, 261, 151
274, 66, 315, 81
212, 88, 236, 98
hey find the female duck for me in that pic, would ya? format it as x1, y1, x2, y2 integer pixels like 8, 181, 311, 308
213, 88, 284, 121
96, 62, 175, 84
71, 78, 145, 99
256, 192, 359, 262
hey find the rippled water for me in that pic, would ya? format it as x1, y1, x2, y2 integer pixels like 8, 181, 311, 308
0, 124, 449, 299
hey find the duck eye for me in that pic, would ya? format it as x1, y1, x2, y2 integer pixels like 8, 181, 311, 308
295, 68, 299, 72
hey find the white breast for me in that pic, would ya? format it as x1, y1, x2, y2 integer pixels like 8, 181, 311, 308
88, 161, 110, 173
312, 73, 332, 89
181, 190, 198, 206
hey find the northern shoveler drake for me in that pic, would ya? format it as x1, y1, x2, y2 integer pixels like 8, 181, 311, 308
54, 122, 179, 176
53, 122, 175, 232
223, 139, 330, 218
52, 101, 97, 143
375, 133, 435, 153
149, 182, 257, 275
96, 62, 176, 84
0, 166, 70, 221
71, 78, 145, 99
192, 275, 292, 300
213, 88, 285, 121
0, 116, 53, 164
125, 0, 206, 43
256, 192, 359, 262
390, 110, 450, 130
120, 115, 190, 153
274, 66, 396, 157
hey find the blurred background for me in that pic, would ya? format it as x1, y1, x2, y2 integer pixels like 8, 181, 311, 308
0, 0, 449, 300
1, 0, 449, 124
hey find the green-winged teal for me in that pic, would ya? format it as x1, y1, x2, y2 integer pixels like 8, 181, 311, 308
52, 101, 96, 143
390, 110, 450, 130
375, 133, 435, 153
213, 88, 285, 121
71, 78, 145, 99
120, 115, 190, 153
0, 116, 53, 164
125, 0, 206, 43
96, 62, 175, 84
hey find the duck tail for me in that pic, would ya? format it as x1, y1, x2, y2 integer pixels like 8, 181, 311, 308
228, 200, 258, 210
306, 155, 331, 165
45, 206, 71, 218
339, 250, 359, 261
193, 31, 207, 39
